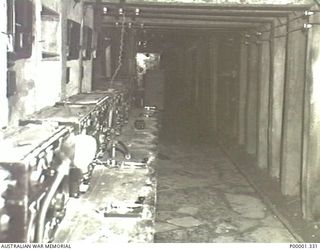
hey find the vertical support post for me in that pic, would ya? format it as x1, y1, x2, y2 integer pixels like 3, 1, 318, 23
302, 8, 320, 220
60, 0, 68, 99
201, 38, 212, 133
245, 40, 258, 155
195, 42, 201, 113
92, 0, 102, 89
128, 29, 137, 77
268, 18, 287, 178
210, 36, 219, 134
232, 35, 240, 141
281, 14, 307, 196
78, 2, 85, 93
238, 36, 248, 145
257, 27, 271, 170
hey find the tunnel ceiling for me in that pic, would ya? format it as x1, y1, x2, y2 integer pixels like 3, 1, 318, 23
85, 0, 315, 52
86, 0, 313, 5
89, 1, 314, 31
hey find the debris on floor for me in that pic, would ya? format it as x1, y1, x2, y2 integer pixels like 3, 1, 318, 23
154, 142, 297, 243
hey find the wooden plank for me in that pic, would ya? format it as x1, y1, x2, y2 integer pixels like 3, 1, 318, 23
209, 35, 219, 134
280, 13, 307, 196
257, 26, 271, 170
238, 38, 248, 145
268, 17, 287, 179
245, 41, 258, 155
20, 104, 96, 125
302, 7, 320, 221
57, 91, 111, 105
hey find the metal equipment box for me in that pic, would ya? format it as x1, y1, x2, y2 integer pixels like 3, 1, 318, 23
0, 124, 72, 242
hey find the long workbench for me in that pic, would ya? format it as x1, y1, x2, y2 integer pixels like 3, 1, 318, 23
0, 87, 159, 243
54, 107, 159, 243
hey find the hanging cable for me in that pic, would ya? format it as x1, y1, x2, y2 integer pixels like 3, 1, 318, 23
110, 12, 126, 86
255, 10, 320, 34
257, 25, 309, 42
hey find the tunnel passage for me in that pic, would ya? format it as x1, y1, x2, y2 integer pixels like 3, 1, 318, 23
2, 0, 320, 243
92, 1, 320, 242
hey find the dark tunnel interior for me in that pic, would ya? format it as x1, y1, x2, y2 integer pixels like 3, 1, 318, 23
96, 28, 242, 145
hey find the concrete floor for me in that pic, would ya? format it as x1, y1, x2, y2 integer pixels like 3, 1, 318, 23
154, 109, 297, 243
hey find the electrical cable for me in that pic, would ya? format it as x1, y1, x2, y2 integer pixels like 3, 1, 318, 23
247, 16, 319, 42
257, 25, 308, 41
254, 10, 320, 34
110, 13, 126, 86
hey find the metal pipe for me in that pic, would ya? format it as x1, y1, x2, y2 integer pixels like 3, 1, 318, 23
78, 3, 85, 94
103, 16, 264, 26
108, 109, 113, 128
86, 1, 312, 11
102, 19, 259, 29
103, 12, 273, 23
103, 25, 248, 32
117, 140, 131, 159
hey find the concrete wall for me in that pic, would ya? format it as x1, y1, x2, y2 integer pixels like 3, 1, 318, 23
8, 0, 41, 126
65, 0, 84, 97
36, 0, 62, 111
82, 6, 94, 93
6, 0, 63, 126
2, 0, 95, 126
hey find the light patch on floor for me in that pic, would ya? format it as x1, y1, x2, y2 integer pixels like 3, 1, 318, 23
167, 217, 204, 228
211, 236, 236, 243
215, 222, 238, 234
176, 207, 199, 216
225, 193, 266, 219
246, 227, 297, 242
155, 222, 179, 233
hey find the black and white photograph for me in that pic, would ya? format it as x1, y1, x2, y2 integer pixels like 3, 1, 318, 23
0, 0, 320, 247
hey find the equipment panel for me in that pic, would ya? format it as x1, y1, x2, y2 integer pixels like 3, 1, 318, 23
0, 124, 72, 242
